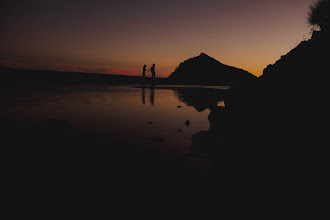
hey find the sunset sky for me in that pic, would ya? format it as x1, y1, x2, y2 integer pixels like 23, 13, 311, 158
0, 0, 315, 77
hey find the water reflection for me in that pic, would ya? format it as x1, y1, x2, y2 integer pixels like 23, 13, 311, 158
150, 84, 155, 106
139, 85, 228, 159
140, 84, 155, 106
141, 86, 145, 105
174, 87, 226, 112
171, 87, 228, 160
1, 84, 229, 170
140, 85, 226, 110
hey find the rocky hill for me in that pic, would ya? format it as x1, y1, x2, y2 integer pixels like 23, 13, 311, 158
167, 53, 256, 85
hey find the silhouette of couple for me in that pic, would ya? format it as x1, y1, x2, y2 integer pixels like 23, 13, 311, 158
142, 64, 156, 80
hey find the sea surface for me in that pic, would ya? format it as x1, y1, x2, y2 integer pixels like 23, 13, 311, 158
1, 84, 229, 169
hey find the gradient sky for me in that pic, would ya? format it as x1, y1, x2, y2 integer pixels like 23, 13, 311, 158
0, 0, 315, 77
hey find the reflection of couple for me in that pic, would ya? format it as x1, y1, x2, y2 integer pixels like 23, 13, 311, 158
141, 85, 155, 106
142, 64, 156, 80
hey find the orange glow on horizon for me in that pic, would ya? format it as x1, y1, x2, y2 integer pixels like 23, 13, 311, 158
0, 51, 298, 78
0, 0, 314, 79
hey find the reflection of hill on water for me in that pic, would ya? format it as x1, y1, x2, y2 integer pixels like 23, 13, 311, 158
174, 88, 227, 112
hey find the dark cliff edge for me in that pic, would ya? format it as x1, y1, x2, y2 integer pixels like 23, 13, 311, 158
196, 31, 329, 181
261, 30, 328, 87
167, 53, 256, 85
226, 30, 329, 132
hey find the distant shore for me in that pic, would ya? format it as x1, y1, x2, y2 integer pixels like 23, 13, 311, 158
0, 67, 234, 87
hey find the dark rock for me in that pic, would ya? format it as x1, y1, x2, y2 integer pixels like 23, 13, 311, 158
177, 105, 182, 108
177, 129, 183, 132
191, 131, 211, 157
208, 106, 230, 136
185, 120, 190, 127
147, 122, 152, 124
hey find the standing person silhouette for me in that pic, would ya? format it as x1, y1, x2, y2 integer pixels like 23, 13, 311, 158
142, 65, 147, 81
150, 64, 155, 78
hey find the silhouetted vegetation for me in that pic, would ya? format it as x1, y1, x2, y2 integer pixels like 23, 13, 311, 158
307, 0, 329, 31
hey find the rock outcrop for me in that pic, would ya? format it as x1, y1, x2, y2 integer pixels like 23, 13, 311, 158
261, 31, 329, 87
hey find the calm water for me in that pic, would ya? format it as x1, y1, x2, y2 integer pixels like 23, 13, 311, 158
1, 84, 228, 168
